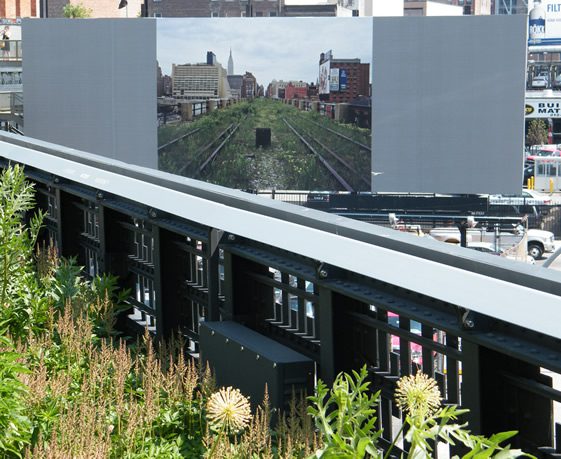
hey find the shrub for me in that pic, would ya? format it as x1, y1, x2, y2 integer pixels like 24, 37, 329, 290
307, 367, 535, 459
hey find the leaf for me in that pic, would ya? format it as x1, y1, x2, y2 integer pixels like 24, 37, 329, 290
487, 431, 518, 445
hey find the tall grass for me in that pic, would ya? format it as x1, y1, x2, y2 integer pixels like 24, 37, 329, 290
0, 165, 525, 459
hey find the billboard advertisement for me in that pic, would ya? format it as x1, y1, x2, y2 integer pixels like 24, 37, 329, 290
373, 15, 527, 194
339, 68, 348, 90
526, 98, 561, 117
528, 0, 561, 46
319, 59, 330, 95
329, 68, 340, 91
158, 19, 372, 191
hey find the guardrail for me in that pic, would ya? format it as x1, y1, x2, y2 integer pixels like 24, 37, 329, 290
0, 132, 560, 456
0, 40, 22, 62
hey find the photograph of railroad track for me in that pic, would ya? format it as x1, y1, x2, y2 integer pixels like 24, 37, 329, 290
156, 18, 373, 191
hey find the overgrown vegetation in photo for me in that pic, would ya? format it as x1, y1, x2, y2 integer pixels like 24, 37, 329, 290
158, 99, 370, 191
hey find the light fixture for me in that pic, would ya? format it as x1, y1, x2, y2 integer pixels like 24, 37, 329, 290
118, 0, 128, 18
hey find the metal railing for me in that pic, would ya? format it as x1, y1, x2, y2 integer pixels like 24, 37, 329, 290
0, 40, 22, 62
0, 132, 560, 456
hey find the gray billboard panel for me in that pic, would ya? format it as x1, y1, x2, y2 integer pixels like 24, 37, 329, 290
372, 16, 527, 194
23, 19, 157, 169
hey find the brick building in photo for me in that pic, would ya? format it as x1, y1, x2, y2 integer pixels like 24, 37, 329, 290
320, 55, 369, 104
146, 0, 209, 17
241, 71, 257, 98
0, 0, 37, 17
146, 0, 280, 17
284, 81, 308, 99
43, 0, 143, 17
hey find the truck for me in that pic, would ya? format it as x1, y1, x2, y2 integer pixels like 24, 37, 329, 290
428, 226, 555, 259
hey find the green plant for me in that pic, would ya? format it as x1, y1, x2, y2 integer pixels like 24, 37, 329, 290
307, 368, 535, 459
307, 366, 382, 458
0, 165, 45, 339
390, 373, 534, 459
62, 2, 92, 18
0, 336, 32, 457
526, 119, 548, 147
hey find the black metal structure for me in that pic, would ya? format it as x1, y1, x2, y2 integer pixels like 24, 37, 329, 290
1, 132, 561, 456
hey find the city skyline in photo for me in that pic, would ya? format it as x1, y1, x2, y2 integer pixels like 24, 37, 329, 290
156, 17, 373, 89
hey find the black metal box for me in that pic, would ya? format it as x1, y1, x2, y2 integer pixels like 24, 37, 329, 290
199, 321, 314, 410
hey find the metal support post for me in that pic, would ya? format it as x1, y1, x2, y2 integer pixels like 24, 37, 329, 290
317, 285, 335, 385
206, 228, 224, 322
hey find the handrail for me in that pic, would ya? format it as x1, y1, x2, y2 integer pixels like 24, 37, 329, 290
0, 131, 560, 341
0, 40, 22, 62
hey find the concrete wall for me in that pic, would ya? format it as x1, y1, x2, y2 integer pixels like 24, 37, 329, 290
23, 19, 157, 168
372, 15, 527, 194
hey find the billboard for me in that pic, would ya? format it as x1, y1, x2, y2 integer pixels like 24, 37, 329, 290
339, 68, 348, 90
526, 98, 561, 117
158, 19, 372, 191
319, 59, 330, 95
329, 68, 340, 91
528, 0, 561, 46
23, 19, 157, 169
372, 15, 527, 194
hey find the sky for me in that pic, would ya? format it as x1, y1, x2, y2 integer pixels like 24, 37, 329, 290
157, 18, 373, 88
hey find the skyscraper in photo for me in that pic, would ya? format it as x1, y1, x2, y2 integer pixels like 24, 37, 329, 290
228, 49, 234, 75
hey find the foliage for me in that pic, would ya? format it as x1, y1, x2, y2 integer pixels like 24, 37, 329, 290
62, 3, 92, 18
308, 367, 535, 459
307, 366, 381, 458
525, 119, 548, 146
0, 336, 32, 457
158, 98, 368, 190
0, 167, 538, 458
0, 165, 45, 339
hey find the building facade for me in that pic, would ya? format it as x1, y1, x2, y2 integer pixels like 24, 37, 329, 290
43, 0, 143, 17
241, 71, 257, 98
227, 75, 243, 98
283, 0, 337, 16
171, 62, 230, 100
404, 0, 463, 16
320, 58, 369, 104
285, 81, 308, 99
490, 0, 527, 14
0, 0, 37, 17
146, 0, 210, 16
146, 0, 282, 16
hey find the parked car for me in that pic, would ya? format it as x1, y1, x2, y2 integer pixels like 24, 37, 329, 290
489, 190, 551, 205
388, 312, 423, 366
531, 74, 549, 89
466, 242, 536, 264
522, 189, 553, 204
526, 148, 561, 162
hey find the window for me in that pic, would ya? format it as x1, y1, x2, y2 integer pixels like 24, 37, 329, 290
211, 11, 219, 16
404, 8, 423, 16
269, 11, 277, 15
153, 12, 162, 17
256, 11, 263, 16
